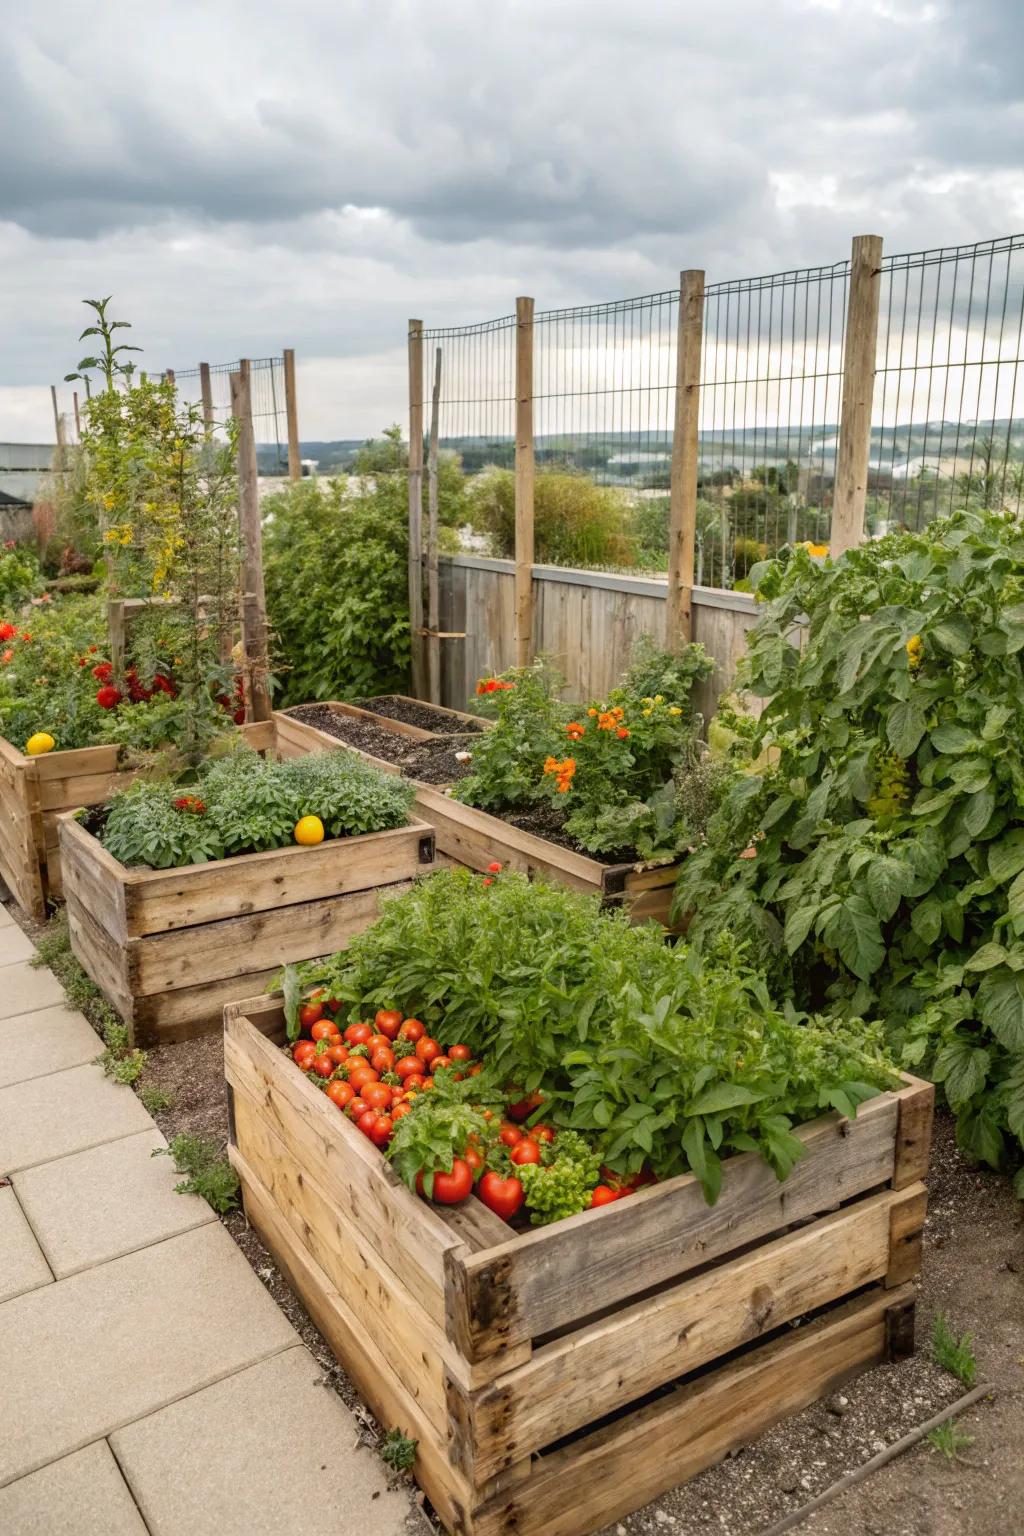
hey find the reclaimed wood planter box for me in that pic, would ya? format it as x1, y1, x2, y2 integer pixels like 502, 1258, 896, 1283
0, 720, 276, 921
274, 707, 679, 926
225, 993, 933, 1536
59, 806, 436, 1049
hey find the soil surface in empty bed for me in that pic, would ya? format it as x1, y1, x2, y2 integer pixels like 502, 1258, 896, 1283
286, 704, 475, 784
354, 695, 486, 735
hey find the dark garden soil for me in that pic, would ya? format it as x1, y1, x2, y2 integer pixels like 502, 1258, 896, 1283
135, 1019, 1024, 1536
354, 695, 486, 735
285, 704, 475, 784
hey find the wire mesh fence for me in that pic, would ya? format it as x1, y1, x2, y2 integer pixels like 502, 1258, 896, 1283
170, 357, 289, 470
415, 232, 1024, 590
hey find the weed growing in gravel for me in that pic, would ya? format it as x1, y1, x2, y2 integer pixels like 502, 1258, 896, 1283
927, 1419, 974, 1459
931, 1313, 977, 1387
154, 1133, 240, 1213
138, 1084, 173, 1114
380, 1429, 418, 1473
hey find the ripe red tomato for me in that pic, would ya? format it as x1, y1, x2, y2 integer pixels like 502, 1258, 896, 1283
429, 1055, 452, 1075
429, 1159, 473, 1204
531, 1124, 555, 1144
375, 1009, 404, 1038
325, 997, 344, 1013
415, 1036, 441, 1065
395, 1056, 424, 1082
370, 1047, 395, 1074
326, 1080, 354, 1109
310, 1019, 339, 1042
326, 1043, 349, 1066
498, 1123, 523, 1147
369, 1115, 393, 1147
348, 1065, 380, 1095
463, 1144, 484, 1174
356, 1109, 381, 1138
478, 1171, 525, 1222
362, 1082, 393, 1111
365, 1033, 390, 1054
299, 1001, 324, 1028
344, 1022, 373, 1046
391, 1102, 413, 1122
510, 1139, 541, 1167
292, 1041, 316, 1067
347, 1097, 369, 1119
402, 1073, 426, 1092
507, 1091, 545, 1123
448, 1043, 472, 1062
399, 1018, 425, 1042
590, 1185, 621, 1208
313, 1055, 336, 1079
468, 1064, 483, 1077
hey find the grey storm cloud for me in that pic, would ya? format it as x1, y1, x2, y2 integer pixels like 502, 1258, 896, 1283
0, 0, 1021, 434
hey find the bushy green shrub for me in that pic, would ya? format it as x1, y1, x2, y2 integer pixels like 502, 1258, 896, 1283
467, 468, 636, 568
676, 507, 1024, 1194
99, 745, 413, 868
298, 868, 897, 1202
0, 544, 44, 610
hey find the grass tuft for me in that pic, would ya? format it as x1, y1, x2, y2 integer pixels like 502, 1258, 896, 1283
153, 1133, 240, 1213
931, 1312, 977, 1387
927, 1419, 974, 1459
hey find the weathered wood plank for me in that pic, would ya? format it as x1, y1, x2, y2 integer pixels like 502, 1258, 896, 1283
468, 1285, 914, 1536
891, 1075, 935, 1190
452, 1092, 901, 1359
460, 1186, 923, 1479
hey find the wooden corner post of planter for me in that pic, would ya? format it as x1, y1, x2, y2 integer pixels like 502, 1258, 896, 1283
426, 345, 443, 706
832, 234, 884, 559
231, 361, 273, 722
515, 296, 535, 669
283, 348, 301, 481
666, 269, 704, 649
408, 319, 426, 699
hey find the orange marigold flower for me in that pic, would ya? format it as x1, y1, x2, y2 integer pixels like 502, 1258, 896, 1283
587, 707, 598, 717
611, 707, 624, 720
617, 726, 630, 739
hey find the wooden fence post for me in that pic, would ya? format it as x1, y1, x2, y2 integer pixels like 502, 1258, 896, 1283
832, 234, 883, 558
230, 361, 273, 722
515, 296, 535, 668
283, 349, 301, 481
426, 347, 443, 705
666, 269, 704, 648
408, 320, 426, 698
165, 368, 176, 387
50, 385, 66, 468
73, 391, 82, 441
199, 363, 214, 430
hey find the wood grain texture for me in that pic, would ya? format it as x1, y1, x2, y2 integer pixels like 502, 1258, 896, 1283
891, 1074, 935, 1190
666, 269, 704, 646
832, 234, 884, 557
514, 297, 535, 668
408, 319, 426, 698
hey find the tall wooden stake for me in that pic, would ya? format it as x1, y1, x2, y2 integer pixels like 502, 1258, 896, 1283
165, 368, 176, 387
50, 385, 65, 468
283, 348, 301, 481
666, 269, 704, 647
199, 363, 214, 430
426, 346, 442, 705
408, 319, 426, 698
832, 234, 883, 558
230, 361, 273, 722
515, 296, 535, 668
73, 391, 82, 440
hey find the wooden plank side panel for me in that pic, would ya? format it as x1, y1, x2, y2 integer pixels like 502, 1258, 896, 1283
461, 1186, 923, 1480
891, 1075, 935, 1190
414, 784, 603, 891
454, 1093, 901, 1359
57, 814, 129, 941
236, 1165, 477, 1536
469, 1285, 914, 1536
125, 819, 434, 935
0, 744, 44, 918
225, 1011, 457, 1321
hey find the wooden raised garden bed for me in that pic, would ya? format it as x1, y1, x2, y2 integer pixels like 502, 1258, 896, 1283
0, 719, 276, 921
225, 992, 934, 1536
276, 704, 680, 925
58, 746, 437, 1047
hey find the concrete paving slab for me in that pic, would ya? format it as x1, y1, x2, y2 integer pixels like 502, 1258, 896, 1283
0, 960, 65, 1019
112, 1346, 412, 1536
0, 1005, 103, 1089
0, 1186, 52, 1303
13, 1128, 214, 1277
0, 1222, 298, 1487
0, 1063, 152, 1176
0, 926, 37, 966
0, 902, 15, 927
0, 1441, 148, 1536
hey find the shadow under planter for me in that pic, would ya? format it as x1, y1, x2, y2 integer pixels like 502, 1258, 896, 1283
58, 812, 436, 1048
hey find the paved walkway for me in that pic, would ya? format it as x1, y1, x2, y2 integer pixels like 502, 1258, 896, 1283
0, 902, 415, 1536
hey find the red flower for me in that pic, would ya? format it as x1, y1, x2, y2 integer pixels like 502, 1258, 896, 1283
88, 645, 98, 654
96, 685, 122, 709
487, 861, 502, 873
1, 649, 13, 665
482, 877, 493, 886
0, 623, 16, 642
19, 632, 31, 643
233, 707, 246, 725
92, 661, 113, 682
173, 796, 206, 815
617, 726, 630, 739
78, 657, 89, 667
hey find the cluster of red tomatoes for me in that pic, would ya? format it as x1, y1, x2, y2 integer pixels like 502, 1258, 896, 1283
290, 999, 479, 1153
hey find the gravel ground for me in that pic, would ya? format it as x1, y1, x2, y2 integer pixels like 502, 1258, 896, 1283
138, 1024, 1023, 1536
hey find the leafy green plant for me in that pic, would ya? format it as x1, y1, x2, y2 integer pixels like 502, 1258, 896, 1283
296, 868, 897, 1202
931, 1312, 977, 1387
0, 545, 43, 611
467, 467, 636, 569
675, 508, 1024, 1192
139, 1084, 173, 1115
99, 744, 414, 868
380, 1429, 418, 1473
454, 660, 569, 810
153, 1134, 240, 1213
927, 1419, 974, 1459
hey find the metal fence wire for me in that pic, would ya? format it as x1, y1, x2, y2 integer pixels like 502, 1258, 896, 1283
415, 232, 1024, 589
170, 357, 289, 467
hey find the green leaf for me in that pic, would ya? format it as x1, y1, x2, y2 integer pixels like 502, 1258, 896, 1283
931, 616, 972, 656
864, 855, 910, 922
686, 1083, 768, 1115
282, 964, 303, 1042
929, 724, 976, 755
977, 972, 1024, 1051
963, 786, 996, 838
933, 1038, 989, 1108
963, 942, 1009, 972
911, 896, 943, 945
784, 904, 817, 954
988, 831, 1024, 885
830, 897, 885, 981
887, 698, 927, 758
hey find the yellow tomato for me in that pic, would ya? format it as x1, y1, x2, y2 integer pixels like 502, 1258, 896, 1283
25, 732, 55, 756
294, 815, 325, 846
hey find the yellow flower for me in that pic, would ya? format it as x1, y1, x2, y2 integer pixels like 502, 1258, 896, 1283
654, 694, 664, 704
642, 708, 651, 717
668, 706, 682, 716
906, 635, 923, 671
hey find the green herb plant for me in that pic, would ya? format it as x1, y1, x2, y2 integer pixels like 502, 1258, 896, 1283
153, 1134, 240, 1214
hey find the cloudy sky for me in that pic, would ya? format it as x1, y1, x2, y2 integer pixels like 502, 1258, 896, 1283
1, 0, 1021, 441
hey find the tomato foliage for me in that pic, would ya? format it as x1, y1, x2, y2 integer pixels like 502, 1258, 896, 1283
676, 508, 1024, 1194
